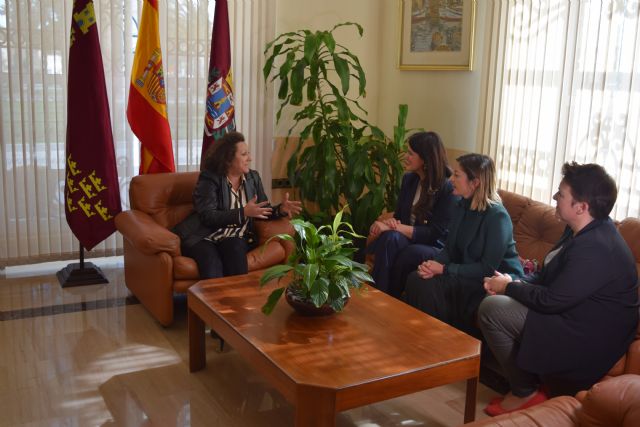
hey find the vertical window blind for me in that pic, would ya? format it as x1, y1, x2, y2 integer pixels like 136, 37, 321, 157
480, 0, 640, 220
0, 0, 275, 267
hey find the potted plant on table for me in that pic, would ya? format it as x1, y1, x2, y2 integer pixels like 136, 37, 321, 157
259, 208, 373, 315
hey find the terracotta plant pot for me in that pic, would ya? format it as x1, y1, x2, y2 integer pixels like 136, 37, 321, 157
285, 287, 350, 316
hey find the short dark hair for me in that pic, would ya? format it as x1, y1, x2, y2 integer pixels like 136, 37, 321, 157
408, 131, 451, 223
561, 162, 617, 219
202, 131, 246, 174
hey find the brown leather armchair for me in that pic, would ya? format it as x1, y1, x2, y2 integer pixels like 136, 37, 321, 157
115, 172, 294, 326
463, 374, 640, 426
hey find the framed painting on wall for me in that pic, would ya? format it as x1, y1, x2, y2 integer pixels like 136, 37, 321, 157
398, 0, 476, 70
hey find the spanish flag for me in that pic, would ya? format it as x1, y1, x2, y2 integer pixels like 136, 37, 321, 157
65, 0, 121, 250
201, 0, 236, 163
127, 0, 175, 174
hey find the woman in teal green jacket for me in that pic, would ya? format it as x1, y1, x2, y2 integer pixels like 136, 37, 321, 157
404, 154, 523, 336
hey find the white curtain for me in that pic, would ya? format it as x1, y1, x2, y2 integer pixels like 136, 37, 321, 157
0, 0, 275, 267
479, 0, 640, 220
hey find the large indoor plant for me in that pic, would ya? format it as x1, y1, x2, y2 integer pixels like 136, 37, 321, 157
263, 23, 409, 236
259, 208, 373, 315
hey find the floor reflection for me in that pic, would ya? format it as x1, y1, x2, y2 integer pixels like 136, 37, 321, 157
0, 258, 494, 426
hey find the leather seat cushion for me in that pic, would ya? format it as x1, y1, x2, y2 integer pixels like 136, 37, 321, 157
618, 217, 640, 277
513, 200, 565, 264
499, 189, 531, 228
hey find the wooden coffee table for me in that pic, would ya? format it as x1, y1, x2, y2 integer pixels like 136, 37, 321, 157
188, 271, 481, 426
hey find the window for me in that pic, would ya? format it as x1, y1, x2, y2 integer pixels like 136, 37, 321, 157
480, 0, 640, 219
0, 0, 275, 266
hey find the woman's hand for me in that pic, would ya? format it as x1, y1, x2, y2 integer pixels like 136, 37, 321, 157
369, 220, 391, 238
417, 260, 444, 279
244, 196, 273, 219
483, 271, 513, 295
382, 218, 401, 230
279, 192, 302, 218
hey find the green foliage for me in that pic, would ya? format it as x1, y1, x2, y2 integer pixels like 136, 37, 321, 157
263, 22, 411, 236
259, 208, 373, 315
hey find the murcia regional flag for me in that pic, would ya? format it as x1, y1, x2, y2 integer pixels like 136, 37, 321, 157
127, 0, 175, 174
200, 0, 236, 162
65, 0, 122, 250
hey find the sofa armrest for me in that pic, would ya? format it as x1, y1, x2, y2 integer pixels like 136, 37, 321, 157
122, 239, 175, 326
577, 374, 640, 426
255, 217, 295, 259
255, 217, 294, 241
462, 396, 580, 426
115, 210, 181, 257
624, 338, 640, 375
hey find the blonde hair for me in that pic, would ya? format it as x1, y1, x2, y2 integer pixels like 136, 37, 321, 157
456, 153, 501, 211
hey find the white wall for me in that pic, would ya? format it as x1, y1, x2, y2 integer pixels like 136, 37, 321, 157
376, 0, 489, 153
273, 0, 491, 154
274, 0, 384, 135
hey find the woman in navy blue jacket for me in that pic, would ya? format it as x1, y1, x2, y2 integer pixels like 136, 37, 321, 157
366, 131, 457, 298
480, 162, 638, 415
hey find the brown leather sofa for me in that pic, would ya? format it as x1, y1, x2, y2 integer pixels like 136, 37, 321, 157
464, 374, 640, 426
115, 172, 294, 326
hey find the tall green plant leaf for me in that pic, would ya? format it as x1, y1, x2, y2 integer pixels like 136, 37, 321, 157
332, 22, 363, 36
304, 33, 320, 63
290, 58, 307, 105
321, 31, 336, 54
333, 54, 350, 94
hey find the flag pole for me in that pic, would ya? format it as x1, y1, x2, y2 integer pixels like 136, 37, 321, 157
56, 242, 109, 288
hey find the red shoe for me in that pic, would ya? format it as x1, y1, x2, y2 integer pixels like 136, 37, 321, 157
489, 396, 504, 405
484, 390, 548, 417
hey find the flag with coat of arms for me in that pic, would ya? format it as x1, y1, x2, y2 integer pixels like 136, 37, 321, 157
64, 0, 122, 250
201, 0, 236, 163
127, 0, 175, 174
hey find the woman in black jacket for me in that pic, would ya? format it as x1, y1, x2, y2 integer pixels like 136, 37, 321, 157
480, 162, 638, 415
173, 131, 301, 278
366, 131, 457, 298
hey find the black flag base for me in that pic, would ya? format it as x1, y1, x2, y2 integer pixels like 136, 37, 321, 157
57, 244, 109, 288
57, 262, 109, 287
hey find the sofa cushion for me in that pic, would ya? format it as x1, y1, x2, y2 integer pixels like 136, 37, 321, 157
513, 200, 565, 265
130, 171, 198, 229
499, 189, 531, 228
618, 217, 640, 277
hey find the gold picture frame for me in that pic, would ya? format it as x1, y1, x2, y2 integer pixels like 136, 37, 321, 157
398, 0, 476, 70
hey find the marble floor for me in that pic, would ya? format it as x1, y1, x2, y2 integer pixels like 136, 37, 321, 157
0, 257, 496, 427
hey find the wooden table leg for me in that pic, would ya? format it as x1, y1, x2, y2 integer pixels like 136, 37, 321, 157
188, 307, 206, 372
295, 387, 336, 427
464, 376, 478, 423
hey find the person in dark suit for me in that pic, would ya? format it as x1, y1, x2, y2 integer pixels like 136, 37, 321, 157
366, 131, 457, 298
404, 153, 523, 336
480, 162, 638, 416
172, 131, 302, 279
